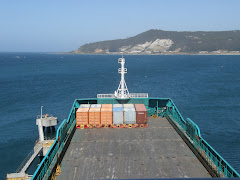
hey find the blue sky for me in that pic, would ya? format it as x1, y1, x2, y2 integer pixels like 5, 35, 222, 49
0, 0, 240, 52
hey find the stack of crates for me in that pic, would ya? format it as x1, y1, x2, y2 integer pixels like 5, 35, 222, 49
76, 104, 90, 126
123, 104, 136, 124
135, 104, 148, 124
113, 104, 124, 124
76, 103, 148, 127
101, 104, 113, 125
89, 104, 101, 125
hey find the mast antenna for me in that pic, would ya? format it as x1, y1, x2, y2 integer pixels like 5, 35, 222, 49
115, 56, 130, 99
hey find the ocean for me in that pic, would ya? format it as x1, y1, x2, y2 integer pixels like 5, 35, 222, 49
0, 53, 239, 179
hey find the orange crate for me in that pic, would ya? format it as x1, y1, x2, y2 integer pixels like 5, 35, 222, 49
89, 107, 101, 125
76, 107, 89, 125
102, 104, 112, 108
101, 106, 113, 125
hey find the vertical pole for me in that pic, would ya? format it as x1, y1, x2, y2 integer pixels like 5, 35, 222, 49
38, 106, 45, 142
121, 59, 124, 98
41, 106, 43, 119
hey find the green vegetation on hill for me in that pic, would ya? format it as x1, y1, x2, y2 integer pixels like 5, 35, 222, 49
74, 29, 240, 54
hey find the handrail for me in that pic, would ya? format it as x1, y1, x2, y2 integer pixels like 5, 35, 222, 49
31, 101, 76, 180
31, 120, 66, 180
36, 114, 54, 119
186, 118, 240, 178
20, 146, 42, 173
31, 98, 240, 179
16, 147, 37, 173
97, 93, 148, 98
97, 94, 115, 98
166, 99, 240, 178
166, 99, 186, 130
129, 93, 148, 98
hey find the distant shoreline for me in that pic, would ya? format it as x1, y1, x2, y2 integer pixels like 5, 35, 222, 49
55, 52, 240, 55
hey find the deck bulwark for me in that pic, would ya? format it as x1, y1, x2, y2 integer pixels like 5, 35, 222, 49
56, 117, 211, 179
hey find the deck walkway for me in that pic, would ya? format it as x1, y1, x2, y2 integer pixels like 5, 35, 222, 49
56, 117, 211, 179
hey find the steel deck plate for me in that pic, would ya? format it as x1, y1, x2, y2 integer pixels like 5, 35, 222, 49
56, 117, 211, 179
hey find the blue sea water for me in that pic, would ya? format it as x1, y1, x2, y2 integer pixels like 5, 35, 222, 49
0, 53, 239, 178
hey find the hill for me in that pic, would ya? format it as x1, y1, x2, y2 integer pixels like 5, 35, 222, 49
72, 29, 240, 54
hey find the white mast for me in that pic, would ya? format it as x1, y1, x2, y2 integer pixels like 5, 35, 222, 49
97, 56, 148, 99
115, 55, 130, 99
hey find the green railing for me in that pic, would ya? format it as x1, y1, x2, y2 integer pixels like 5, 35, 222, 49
31, 102, 76, 180
31, 97, 240, 179
165, 99, 240, 178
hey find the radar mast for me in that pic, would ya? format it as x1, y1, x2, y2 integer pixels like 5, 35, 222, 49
115, 55, 130, 99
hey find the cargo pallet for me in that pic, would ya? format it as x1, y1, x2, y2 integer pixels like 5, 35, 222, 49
76, 123, 148, 129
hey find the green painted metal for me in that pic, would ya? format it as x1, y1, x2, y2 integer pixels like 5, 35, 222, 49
165, 99, 240, 178
185, 118, 240, 178
148, 98, 169, 117
31, 97, 240, 179
97, 98, 149, 108
31, 101, 77, 180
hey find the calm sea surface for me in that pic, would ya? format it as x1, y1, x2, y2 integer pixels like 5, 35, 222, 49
0, 53, 239, 178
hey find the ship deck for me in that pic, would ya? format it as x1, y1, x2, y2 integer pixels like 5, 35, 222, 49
56, 117, 211, 179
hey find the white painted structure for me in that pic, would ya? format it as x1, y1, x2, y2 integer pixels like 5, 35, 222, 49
97, 56, 148, 99
36, 106, 58, 141
36, 115, 58, 127
8, 108, 58, 177
37, 106, 45, 142
115, 56, 129, 99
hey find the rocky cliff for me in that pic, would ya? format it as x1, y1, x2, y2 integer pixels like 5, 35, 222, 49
72, 29, 240, 54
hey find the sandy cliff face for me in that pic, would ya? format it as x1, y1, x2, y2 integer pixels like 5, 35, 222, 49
75, 39, 174, 54
74, 29, 240, 54
119, 39, 174, 54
